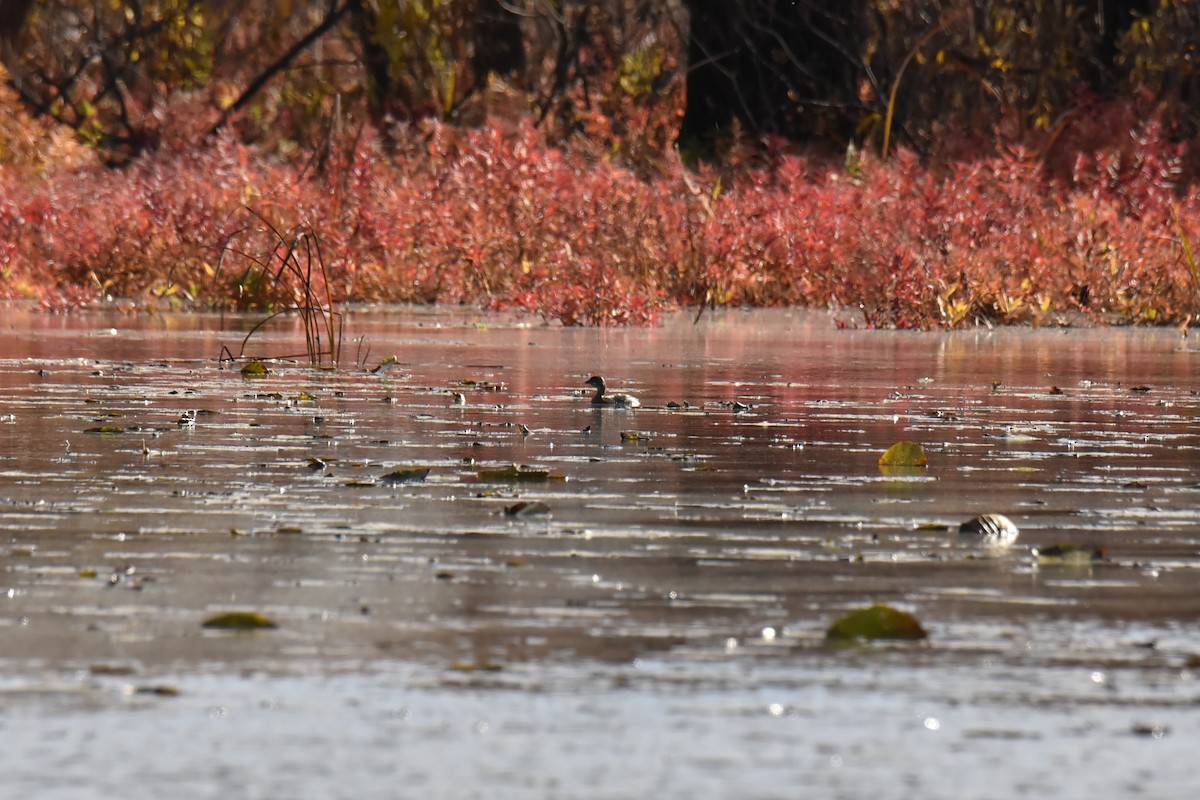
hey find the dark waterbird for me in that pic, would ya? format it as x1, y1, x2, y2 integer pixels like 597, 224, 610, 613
585, 375, 641, 408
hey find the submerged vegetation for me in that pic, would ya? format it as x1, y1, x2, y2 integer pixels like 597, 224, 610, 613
0, 2, 1198, 329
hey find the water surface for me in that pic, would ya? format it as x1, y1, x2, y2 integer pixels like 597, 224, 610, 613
1, 306, 1197, 798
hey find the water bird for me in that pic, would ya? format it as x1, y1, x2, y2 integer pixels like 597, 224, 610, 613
957, 513, 1019, 545
585, 375, 640, 408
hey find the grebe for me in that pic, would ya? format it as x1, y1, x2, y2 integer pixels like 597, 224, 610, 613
585, 375, 641, 408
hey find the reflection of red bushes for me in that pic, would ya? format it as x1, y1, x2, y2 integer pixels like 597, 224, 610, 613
2, 107, 1197, 328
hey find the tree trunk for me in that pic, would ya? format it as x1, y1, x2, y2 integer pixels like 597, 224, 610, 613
472, 0, 525, 83
677, 0, 744, 149
0, 0, 34, 57
348, 0, 396, 120
677, 1, 869, 153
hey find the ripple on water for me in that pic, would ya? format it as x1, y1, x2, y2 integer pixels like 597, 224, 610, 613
2, 308, 1199, 796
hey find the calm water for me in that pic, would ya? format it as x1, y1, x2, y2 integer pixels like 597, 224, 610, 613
1, 305, 1198, 799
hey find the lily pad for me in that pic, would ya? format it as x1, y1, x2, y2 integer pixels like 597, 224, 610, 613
1033, 543, 1106, 565
477, 464, 561, 483
240, 361, 269, 378
84, 426, 125, 434
202, 611, 278, 630
878, 441, 928, 467
449, 661, 503, 673
380, 467, 431, 484
826, 604, 928, 641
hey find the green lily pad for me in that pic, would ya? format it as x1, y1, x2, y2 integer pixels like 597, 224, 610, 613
826, 604, 928, 641
84, 426, 125, 434
240, 361, 269, 378
202, 611, 278, 630
878, 441, 928, 467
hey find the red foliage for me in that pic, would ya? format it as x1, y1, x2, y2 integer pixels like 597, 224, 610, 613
2, 102, 1198, 327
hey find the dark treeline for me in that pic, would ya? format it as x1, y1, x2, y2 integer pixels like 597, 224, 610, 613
1, 0, 1197, 166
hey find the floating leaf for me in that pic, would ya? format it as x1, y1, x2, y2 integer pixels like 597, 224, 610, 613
476, 464, 561, 483
1131, 723, 1169, 738
240, 361, 269, 378
505, 500, 550, 517
986, 427, 1038, 444
381, 467, 430, 484
878, 441, 928, 467
826, 604, 928, 641
450, 378, 504, 391
85, 426, 125, 434
371, 355, 399, 374
202, 611, 278, 630
620, 431, 647, 442
449, 661, 503, 673
89, 662, 136, 676
1033, 543, 1106, 565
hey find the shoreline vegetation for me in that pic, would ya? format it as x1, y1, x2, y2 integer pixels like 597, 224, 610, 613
1, 2, 1197, 329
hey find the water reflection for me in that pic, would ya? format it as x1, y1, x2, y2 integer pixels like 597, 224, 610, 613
1, 305, 1198, 677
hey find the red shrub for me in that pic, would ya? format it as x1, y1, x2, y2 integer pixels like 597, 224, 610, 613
6, 101, 1198, 327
